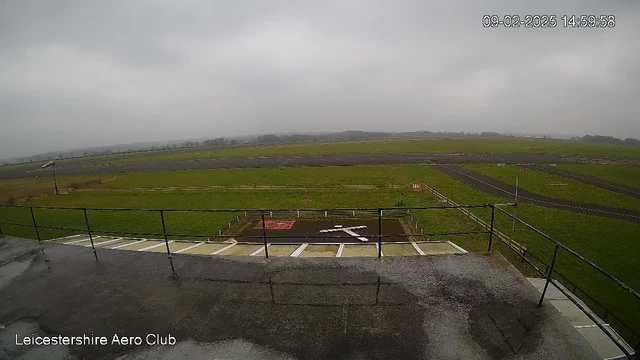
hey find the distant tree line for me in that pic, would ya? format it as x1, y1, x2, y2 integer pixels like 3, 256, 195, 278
582, 135, 640, 146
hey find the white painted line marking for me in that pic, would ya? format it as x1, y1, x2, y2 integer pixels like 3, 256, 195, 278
341, 229, 369, 242
64, 237, 92, 245
336, 243, 345, 257
112, 240, 146, 249
87, 238, 122, 247
574, 324, 609, 329
211, 243, 237, 255
412, 242, 426, 255
290, 244, 309, 257
47, 234, 84, 242
447, 241, 469, 254
250, 244, 270, 256
139, 241, 173, 252
175, 242, 204, 254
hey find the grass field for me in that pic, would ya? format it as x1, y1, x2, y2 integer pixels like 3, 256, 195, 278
0, 174, 120, 204
4, 138, 636, 173
99, 165, 437, 188
461, 164, 640, 211
557, 164, 640, 190
1, 164, 639, 339
92, 138, 640, 165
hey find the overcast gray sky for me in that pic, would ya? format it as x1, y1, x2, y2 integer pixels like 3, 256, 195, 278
1, 0, 639, 158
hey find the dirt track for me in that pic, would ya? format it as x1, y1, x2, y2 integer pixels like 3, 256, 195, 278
431, 164, 640, 223
2, 152, 635, 180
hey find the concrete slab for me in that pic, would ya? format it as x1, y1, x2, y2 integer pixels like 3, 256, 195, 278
381, 243, 418, 256
110, 239, 144, 249
299, 245, 338, 257
62, 237, 94, 246
118, 240, 159, 251
77, 236, 110, 247
549, 299, 595, 326
146, 241, 195, 253
57, 236, 90, 244
342, 244, 377, 257
263, 245, 298, 257
104, 238, 143, 249
0, 237, 598, 360
179, 242, 229, 255
527, 278, 568, 300
418, 242, 463, 255
577, 325, 631, 359
217, 244, 263, 256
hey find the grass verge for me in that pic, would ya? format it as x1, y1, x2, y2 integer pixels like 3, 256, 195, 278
461, 164, 640, 211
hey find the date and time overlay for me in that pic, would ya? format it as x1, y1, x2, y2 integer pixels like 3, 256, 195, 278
482, 15, 616, 28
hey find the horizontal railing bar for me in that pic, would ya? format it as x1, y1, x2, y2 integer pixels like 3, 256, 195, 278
0, 204, 498, 212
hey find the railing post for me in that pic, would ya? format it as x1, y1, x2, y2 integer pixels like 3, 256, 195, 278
160, 210, 176, 275
377, 208, 382, 259
487, 205, 495, 253
538, 242, 560, 307
261, 211, 269, 259
29, 207, 41, 241
83, 208, 98, 260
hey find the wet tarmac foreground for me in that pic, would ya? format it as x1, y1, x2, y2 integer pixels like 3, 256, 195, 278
0, 237, 598, 359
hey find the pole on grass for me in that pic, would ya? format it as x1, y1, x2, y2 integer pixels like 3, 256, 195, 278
83, 208, 98, 260
52, 163, 59, 195
261, 211, 269, 259
487, 206, 495, 253
538, 243, 560, 307
377, 208, 382, 259
29, 207, 41, 241
40, 161, 58, 195
160, 210, 176, 275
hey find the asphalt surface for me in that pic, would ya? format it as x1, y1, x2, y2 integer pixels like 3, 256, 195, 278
0, 236, 598, 360
4, 152, 635, 180
432, 164, 640, 223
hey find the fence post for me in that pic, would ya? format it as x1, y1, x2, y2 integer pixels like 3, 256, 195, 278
261, 211, 269, 259
538, 243, 560, 307
160, 210, 176, 275
29, 207, 41, 241
487, 206, 495, 253
82, 209, 98, 260
377, 209, 382, 260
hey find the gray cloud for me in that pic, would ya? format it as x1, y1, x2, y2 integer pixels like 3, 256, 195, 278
1, 0, 639, 158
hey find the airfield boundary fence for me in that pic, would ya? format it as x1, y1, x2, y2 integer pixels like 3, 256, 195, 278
0, 203, 638, 358
63, 184, 407, 195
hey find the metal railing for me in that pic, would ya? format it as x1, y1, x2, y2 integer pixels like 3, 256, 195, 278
492, 205, 639, 359
0, 202, 638, 358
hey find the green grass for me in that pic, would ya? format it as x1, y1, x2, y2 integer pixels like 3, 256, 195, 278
557, 164, 640, 190
100, 165, 435, 188
0, 174, 119, 204
461, 164, 640, 211
91, 138, 640, 165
